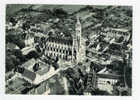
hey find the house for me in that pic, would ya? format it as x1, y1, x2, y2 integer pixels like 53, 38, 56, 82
96, 67, 123, 93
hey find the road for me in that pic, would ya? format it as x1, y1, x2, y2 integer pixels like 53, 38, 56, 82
63, 77, 69, 95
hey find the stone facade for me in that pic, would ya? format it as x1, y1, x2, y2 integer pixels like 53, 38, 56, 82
44, 16, 86, 64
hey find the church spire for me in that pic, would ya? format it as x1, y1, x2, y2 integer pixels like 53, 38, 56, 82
76, 15, 81, 28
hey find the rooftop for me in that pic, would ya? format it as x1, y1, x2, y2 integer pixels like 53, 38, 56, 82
47, 36, 73, 45
97, 73, 122, 79
22, 69, 36, 81
20, 58, 36, 69
36, 61, 50, 75
19, 58, 50, 83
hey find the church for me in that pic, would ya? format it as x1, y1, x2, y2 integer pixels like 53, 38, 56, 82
44, 16, 86, 64
23, 16, 86, 64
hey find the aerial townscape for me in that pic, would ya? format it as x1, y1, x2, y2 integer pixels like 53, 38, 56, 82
5, 5, 132, 95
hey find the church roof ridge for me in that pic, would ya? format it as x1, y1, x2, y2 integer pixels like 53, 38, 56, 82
47, 36, 73, 45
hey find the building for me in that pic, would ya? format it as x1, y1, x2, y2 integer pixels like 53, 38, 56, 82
73, 16, 86, 63
83, 63, 122, 94
100, 28, 130, 41
96, 66, 123, 94
84, 67, 97, 95
7, 58, 58, 94
44, 16, 86, 64
96, 73, 122, 94
24, 33, 34, 47
23, 16, 86, 64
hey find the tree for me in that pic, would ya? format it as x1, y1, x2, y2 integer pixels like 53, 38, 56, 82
121, 90, 129, 96
6, 55, 15, 72
6, 34, 25, 49
6, 53, 20, 72
9, 17, 17, 26
94, 88, 110, 95
22, 21, 30, 30
33, 63, 39, 72
25, 51, 40, 59
125, 67, 132, 88
53, 8, 68, 18
52, 63, 59, 70
13, 49, 26, 63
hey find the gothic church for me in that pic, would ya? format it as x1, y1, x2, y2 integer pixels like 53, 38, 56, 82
44, 16, 86, 64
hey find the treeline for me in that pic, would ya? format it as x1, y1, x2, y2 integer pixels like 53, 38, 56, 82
6, 34, 25, 49
6, 48, 40, 72
15, 7, 69, 19
6, 33, 40, 72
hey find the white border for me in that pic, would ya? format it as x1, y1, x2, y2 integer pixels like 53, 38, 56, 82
0, 0, 139, 100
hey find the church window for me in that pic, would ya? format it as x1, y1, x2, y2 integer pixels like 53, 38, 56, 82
56, 48, 58, 52
74, 50, 76, 54
66, 50, 68, 54
63, 50, 65, 53
69, 50, 72, 55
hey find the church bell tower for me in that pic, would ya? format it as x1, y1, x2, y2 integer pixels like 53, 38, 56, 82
72, 16, 86, 64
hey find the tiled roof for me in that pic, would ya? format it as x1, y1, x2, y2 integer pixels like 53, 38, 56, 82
97, 74, 122, 79
47, 36, 73, 45
22, 69, 36, 81
21, 58, 36, 69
